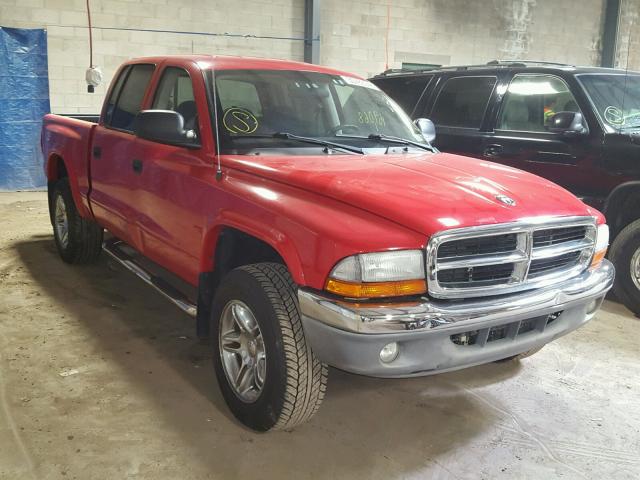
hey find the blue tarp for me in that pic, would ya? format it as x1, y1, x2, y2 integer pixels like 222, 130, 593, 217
0, 27, 50, 190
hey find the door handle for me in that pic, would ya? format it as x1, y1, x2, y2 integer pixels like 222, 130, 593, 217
132, 158, 143, 173
484, 144, 503, 158
93, 146, 101, 158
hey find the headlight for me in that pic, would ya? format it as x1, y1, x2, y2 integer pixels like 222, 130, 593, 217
590, 223, 609, 268
325, 250, 426, 298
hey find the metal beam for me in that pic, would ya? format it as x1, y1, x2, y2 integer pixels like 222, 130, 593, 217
304, 0, 320, 64
601, 0, 621, 67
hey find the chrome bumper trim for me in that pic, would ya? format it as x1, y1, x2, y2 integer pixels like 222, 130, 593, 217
298, 260, 614, 334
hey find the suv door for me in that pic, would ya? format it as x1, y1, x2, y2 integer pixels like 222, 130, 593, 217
424, 75, 498, 157
372, 75, 432, 115
90, 63, 155, 248
482, 73, 601, 195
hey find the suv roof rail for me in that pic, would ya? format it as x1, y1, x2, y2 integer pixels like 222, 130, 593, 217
487, 59, 574, 67
373, 60, 575, 77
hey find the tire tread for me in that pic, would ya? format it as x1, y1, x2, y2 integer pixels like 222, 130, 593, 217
237, 263, 327, 430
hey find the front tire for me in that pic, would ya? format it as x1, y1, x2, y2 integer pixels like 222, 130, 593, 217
210, 263, 327, 431
50, 178, 103, 264
610, 218, 640, 316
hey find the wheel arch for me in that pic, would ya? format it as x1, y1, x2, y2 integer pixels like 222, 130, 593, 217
604, 181, 640, 239
195, 222, 306, 338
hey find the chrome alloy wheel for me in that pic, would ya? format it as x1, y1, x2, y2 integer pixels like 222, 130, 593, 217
219, 300, 266, 403
54, 195, 69, 248
631, 247, 640, 291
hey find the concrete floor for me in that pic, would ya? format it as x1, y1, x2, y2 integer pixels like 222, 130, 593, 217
1, 191, 639, 480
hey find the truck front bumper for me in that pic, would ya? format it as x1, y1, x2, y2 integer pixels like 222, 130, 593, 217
298, 260, 614, 378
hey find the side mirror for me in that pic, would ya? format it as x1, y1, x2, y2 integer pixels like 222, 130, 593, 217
546, 111, 588, 136
414, 118, 436, 143
133, 110, 200, 148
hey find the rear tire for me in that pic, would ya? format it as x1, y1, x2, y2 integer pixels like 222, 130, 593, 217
210, 263, 327, 431
610, 219, 640, 316
494, 346, 543, 363
50, 178, 103, 264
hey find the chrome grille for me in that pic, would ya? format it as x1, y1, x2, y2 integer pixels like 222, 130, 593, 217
426, 217, 597, 299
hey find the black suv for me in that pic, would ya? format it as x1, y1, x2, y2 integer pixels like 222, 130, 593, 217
371, 61, 640, 315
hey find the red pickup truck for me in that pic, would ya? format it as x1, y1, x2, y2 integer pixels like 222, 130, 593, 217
42, 55, 614, 431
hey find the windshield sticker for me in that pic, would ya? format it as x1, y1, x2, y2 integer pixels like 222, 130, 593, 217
341, 76, 380, 90
222, 107, 258, 134
604, 106, 624, 125
357, 110, 386, 128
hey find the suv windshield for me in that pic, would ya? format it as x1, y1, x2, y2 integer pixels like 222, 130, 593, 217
578, 73, 640, 130
209, 69, 429, 154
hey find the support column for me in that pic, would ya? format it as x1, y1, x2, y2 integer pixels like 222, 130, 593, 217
601, 0, 621, 67
304, 0, 320, 64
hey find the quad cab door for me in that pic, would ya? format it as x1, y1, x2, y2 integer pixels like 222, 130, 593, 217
129, 63, 216, 284
480, 73, 602, 198
90, 63, 156, 249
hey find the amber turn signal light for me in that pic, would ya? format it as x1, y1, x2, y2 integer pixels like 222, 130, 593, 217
325, 278, 427, 299
590, 249, 607, 269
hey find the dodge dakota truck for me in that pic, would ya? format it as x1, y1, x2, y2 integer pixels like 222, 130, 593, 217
42, 55, 614, 431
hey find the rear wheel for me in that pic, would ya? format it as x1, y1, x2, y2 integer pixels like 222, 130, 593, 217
210, 263, 327, 431
50, 178, 103, 264
610, 219, 640, 316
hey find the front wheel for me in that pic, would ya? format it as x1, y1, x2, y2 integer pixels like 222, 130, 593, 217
210, 263, 327, 431
610, 218, 640, 316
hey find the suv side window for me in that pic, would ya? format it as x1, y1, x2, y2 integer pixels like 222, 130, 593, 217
497, 74, 582, 132
107, 64, 155, 132
152, 67, 198, 132
430, 76, 496, 128
373, 75, 432, 114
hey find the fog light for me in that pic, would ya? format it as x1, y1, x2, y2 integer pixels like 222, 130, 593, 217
380, 342, 399, 363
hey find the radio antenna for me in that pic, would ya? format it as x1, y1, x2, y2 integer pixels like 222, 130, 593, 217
211, 63, 223, 181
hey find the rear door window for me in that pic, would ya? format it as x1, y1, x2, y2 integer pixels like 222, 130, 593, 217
107, 64, 155, 132
430, 76, 496, 128
497, 74, 582, 132
373, 75, 432, 114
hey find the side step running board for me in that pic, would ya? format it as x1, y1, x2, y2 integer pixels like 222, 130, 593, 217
103, 238, 197, 317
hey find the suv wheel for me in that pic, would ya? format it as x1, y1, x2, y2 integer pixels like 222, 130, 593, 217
210, 263, 327, 431
50, 178, 103, 264
610, 218, 640, 315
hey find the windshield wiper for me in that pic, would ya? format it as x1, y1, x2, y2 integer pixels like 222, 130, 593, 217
335, 133, 436, 152
272, 132, 364, 154
366, 133, 436, 152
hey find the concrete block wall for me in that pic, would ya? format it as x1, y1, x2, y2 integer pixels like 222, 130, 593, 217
1, 0, 638, 114
616, 0, 640, 70
0, 0, 305, 113
320, 0, 607, 78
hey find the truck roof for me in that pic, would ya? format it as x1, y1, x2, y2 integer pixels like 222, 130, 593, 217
122, 54, 362, 79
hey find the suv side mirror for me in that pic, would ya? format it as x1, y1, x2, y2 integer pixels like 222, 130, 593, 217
414, 118, 436, 143
134, 110, 200, 148
546, 111, 588, 136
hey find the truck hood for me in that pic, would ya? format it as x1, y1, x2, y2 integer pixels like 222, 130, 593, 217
224, 152, 597, 237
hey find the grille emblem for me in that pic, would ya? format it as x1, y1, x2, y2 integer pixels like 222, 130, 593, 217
496, 194, 516, 206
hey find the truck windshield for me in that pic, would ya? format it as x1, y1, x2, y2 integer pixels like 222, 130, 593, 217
578, 73, 640, 130
209, 69, 429, 153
